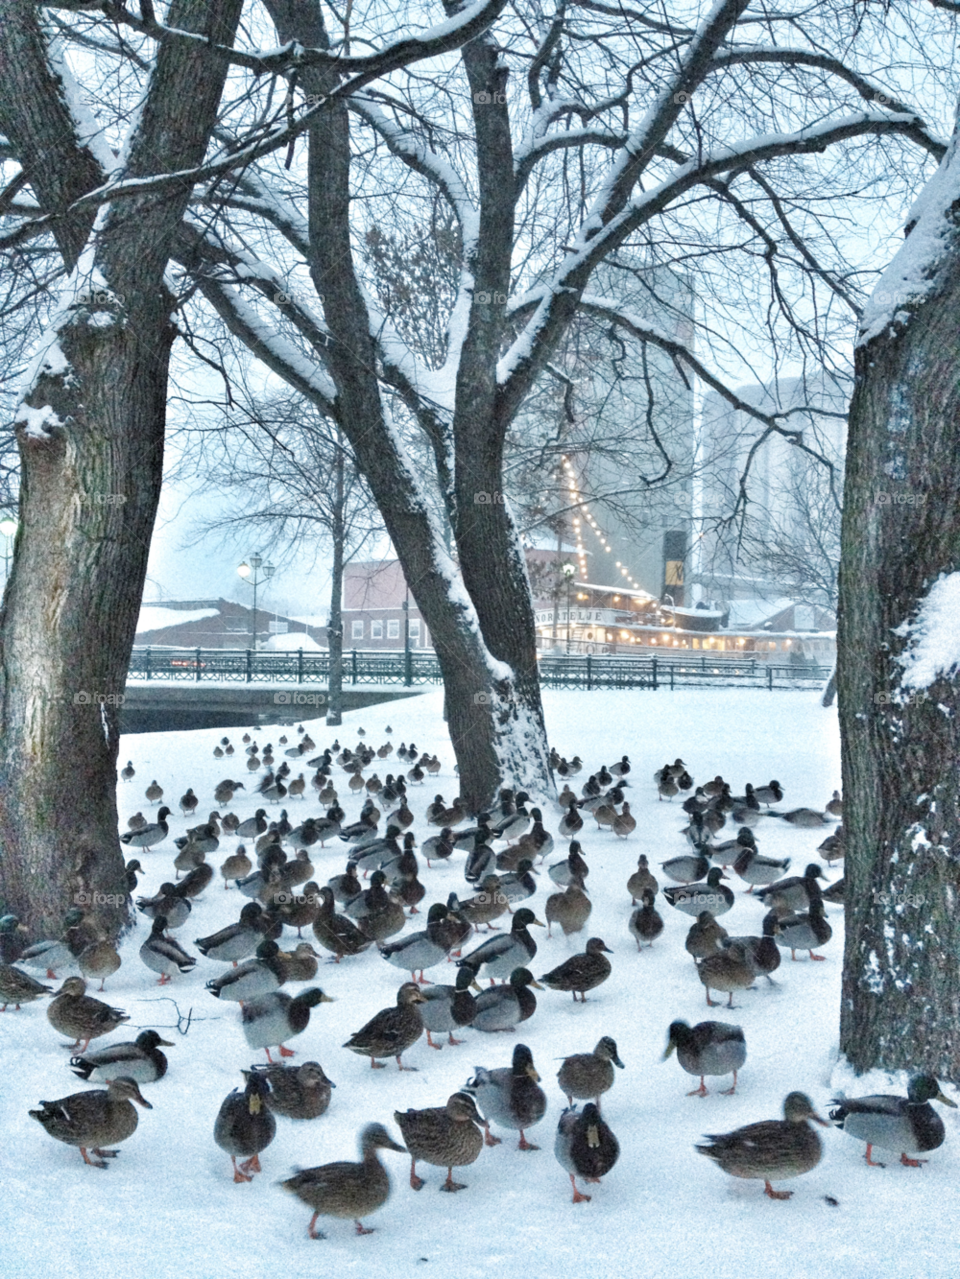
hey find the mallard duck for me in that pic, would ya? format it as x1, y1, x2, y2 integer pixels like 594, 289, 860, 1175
696, 1091, 827, 1198
379, 903, 452, 982
0, 914, 28, 964
753, 780, 784, 806
558, 803, 584, 839
467, 1043, 547, 1150
776, 807, 830, 827
664, 1020, 746, 1096
433, 896, 471, 956
277, 942, 322, 983
343, 981, 426, 1071
235, 808, 268, 840
457, 874, 510, 933
421, 828, 455, 867
242, 987, 334, 1062
328, 862, 363, 907
120, 761, 136, 782
214, 1072, 276, 1182
557, 1036, 624, 1110
612, 804, 636, 839
548, 842, 589, 888
395, 1092, 485, 1192
30, 1075, 152, 1168
492, 858, 538, 908
829, 1075, 957, 1167
47, 977, 129, 1052
545, 880, 592, 938
19, 909, 86, 978
709, 826, 757, 868
470, 967, 542, 1033
818, 828, 845, 865
145, 780, 164, 805
0, 963, 51, 1010
822, 876, 844, 904
511, 808, 553, 863
773, 900, 833, 961
555, 1103, 620, 1203
458, 908, 544, 985
136, 882, 191, 930
121, 806, 171, 850
312, 887, 375, 961
629, 890, 663, 950
140, 916, 197, 985
207, 939, 286, 1001
418, 967, 478, 1049
732, 847, 791, 892
494, 801, 532, 844
220, 846, 253, 887
685, 911, 728, 959
195, 902, 275, 965
71, 1029, 172, 1083
660, 852, 710, 885
250, 1061, 335, 1119
127, 812, 147, 833
723, 913, 781, 980
663, 867, 733, 918
174, 862, 214, 899
696, 943, 755, 1009
627, 854, 657, 903
281, 1122, 406, 1238
757, 863, 825, 913
463, 838, 496, 886
540, 938, 613, 1003
70, 933, 120, 992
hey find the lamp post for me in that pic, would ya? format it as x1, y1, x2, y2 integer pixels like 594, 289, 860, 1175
0, 517, 16, 584
561, 563, 576, 654
402, 586, 412, 687
237, 553, 275, 651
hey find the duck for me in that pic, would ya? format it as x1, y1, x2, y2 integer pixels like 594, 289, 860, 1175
455, 814, 496, 856
730, 792, 762, 828
540, 938, 613, 1003
0, 962, 52, 1010
494, 800, 532, 844
241, 987, 334, 1062
195, 902, 276, 965
557, 1036, 624, 1110
467, 1043, 547, 1151
822, 876, 844, 904
722, 913, 781, 980
825, 790, 843, 818
328, 862, 363, 907
418, 967, 478, 1049
145, 780, 164, 805
757, 863, 825, 913
629, 890, 664, 950
663, 1020, 746, 1096
695, 1091, 827, 1199
772, 900, 833, 961
457, 874, 510, 933
612, 804, 637, 839
173, 862, 214, 899
463, 838, 497, 887
496, 858, 539, 907
277, 942, 323, 983
120, 761, 136, 782
343, 982, 426, 1071
817, 828, 845, 865
395, 1092, 485, 1192
709, 826, 757, 868
281, 1122, 406, 1238
470, 968, 542, 1033
120, 806, 171, 850
71, 1029, 173, 1084
214, 779, 245, 806
753, 780, 784, 806
732, 846, 791, 892
179, 787, 199, 817
421, 828, 455, 867
458, 908, 544, 985
558, 803, 584, 839
624, 855, 657, 906
220, 846, 253, 887
123, 860, 145, 895
695, 943, 755, 1009
829, 1075, 957, 1167
312, 887, 375, 961
379, 903, 452, 982
47, 977, 129, 1052
555, 1103, 620, 1203
139, 917, 197, 985
548, 842, 589, 888
276, 883, 321, 937
774, 807, 829, 827
657, 774, 679, 801
250, 1060, 335, 1119
127, 812, 147, 833
30, 1075, 152, 1168
136, 882, 191, 930
609, 756, 630, 778
660, 851, 709, 885
512, 809, 553, 863
545, 880, 592, 938
663, 867, 733, 919
206, 939, 286, 1001
214, 1072, 276, 1182
685, 911, 728, 959
235, 809, 268, 840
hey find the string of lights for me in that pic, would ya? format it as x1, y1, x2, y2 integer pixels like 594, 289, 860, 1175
561, 456, 646, 593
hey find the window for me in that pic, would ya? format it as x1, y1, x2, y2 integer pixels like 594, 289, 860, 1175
351, 620, 364, 639
409, 619, 420, 639
370, 620, 383, 639
387, 619, 400, 639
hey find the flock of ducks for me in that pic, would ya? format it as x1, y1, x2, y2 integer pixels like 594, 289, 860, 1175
1, 727, 955, 1236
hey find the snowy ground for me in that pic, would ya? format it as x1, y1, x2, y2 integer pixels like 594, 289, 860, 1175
3, 688, 956, 1279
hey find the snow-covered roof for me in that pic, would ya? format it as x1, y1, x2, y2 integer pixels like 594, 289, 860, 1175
723, 598, 796, 628
137, 606, 220, 633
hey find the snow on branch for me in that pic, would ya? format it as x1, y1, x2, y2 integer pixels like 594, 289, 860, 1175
894, 573, 960, 692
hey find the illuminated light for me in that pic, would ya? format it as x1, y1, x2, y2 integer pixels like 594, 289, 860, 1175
620, 630, 629, 639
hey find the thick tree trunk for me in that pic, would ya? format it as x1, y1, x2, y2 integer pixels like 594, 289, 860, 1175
326, 443, 345, 727
0, 0, 243, 937
837, 132, 960, 1077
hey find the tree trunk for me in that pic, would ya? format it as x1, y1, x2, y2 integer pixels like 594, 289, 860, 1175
837, 130, 960, 1077
0, 0, 244, 938
326, 440, 345, 726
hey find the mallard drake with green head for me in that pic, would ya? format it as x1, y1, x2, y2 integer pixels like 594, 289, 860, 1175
281, 1122, 406, 1238
195, 902, 275, 965
0, 963, 51, 1010
684, 911, 728, 960
757, 863, 825, 913
343, 981, 426, 1071
555, 1103, 620, 1203
723, 914, 781, 980
30, 1075, 152, 1168
663, 868, 733, 919
696, 1091, 827, 1199
545, 880, 592, 938
664, 1020, 746, 1096
629, 890, 663, 950
467, 1042, 547, 1150
250, 1061, 335, 1120
458, 908, 544, 985
469, 967, 542, 1033
121, 806, 171, 850
732, 847, 791, 892
140, 916, 197, 985
695, 943, 754, 1009
540, 938, 613, 1003
395, 1092, 485, 1191
829, 1074, 956, 1166
557, 1036, 624, 1110
47, 977, 129, 1052
214, 1072, 276, 1182
206, 939, 285, 1001
71, 1029, 173, 1084
418, 967, 478, 1049
242, 987, 334, 1062
548, 841, 589, 889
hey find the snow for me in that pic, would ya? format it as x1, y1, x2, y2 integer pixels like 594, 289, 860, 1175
3, 687, 957, 1279
137, 607, 220, 633
893, 572, 960, 690
261, 632, 325, 652
13, 404, 63, 440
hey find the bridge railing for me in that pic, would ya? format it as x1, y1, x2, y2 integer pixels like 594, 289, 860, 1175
128, 647, 832, 691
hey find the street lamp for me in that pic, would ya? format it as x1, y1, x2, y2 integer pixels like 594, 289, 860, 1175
561, 563, 576, 654
238, 553, 275, 651
0, 517, 17, 583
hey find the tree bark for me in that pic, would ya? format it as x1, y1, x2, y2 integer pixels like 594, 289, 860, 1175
837, 128, 960, 1077
0, 0, 244, 937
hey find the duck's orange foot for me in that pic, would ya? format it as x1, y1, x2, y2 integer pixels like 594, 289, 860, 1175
864, 1144, 886, 1167
517, 1133, 539, 1151
279, 1045, 296, 1057
571, 1176, 591, 1203
763, 1182, 792, 1200
900, 1153, 927, 1167
231, 1158, 253, 1183
447, 1033, 465, 1046
354, 1222, 375, 1235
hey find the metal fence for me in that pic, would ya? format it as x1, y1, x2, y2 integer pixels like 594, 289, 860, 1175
128, 647, 832, 691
